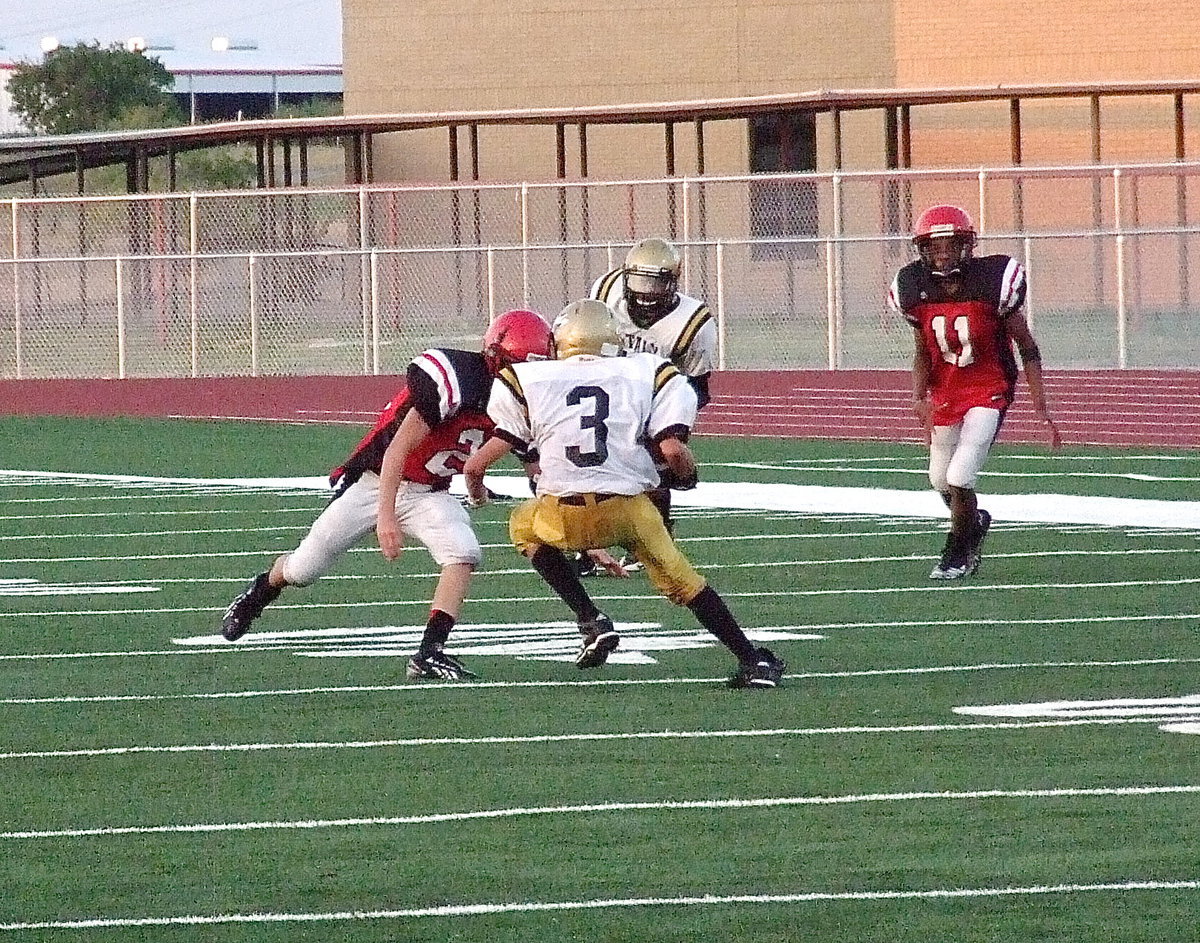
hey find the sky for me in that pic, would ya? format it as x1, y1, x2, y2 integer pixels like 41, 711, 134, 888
0, 0, 341, 68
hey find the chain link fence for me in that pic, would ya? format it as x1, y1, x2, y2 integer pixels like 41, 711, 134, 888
3, 163, 1199, 378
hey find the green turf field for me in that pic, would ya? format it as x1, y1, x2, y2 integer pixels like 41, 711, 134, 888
1, 416, 1198, 941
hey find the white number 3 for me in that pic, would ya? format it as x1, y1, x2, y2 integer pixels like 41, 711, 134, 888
930, 315, 975, 367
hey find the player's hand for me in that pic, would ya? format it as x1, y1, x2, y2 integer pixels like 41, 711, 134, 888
377, 515, 403, 560
673, 469, 698, 490
912, 397, 933, 444
588, 549, 630, 578
1042, 416, 1063, 451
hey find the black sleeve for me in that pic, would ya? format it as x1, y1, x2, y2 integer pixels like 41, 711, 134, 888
405, 362, 444, 428
689, 372, 711, 410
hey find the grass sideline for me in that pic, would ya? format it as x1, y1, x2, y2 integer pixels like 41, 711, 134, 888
1, 415, 1198, 942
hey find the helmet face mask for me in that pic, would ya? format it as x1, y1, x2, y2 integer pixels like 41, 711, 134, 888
622, 237, 681, 328
482, 309, 554, 375
913, 204, 977, 277
552, 300, 623, 359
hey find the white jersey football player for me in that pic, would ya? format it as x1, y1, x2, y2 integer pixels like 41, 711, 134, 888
589, 236, 716, 406
463, 299, 785, 689
586, 236, 717, 570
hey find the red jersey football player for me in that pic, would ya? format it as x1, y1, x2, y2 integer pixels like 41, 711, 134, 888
220, 309, 554, 680
888, 205, 1061, 580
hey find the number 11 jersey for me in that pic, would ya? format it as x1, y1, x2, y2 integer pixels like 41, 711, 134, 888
888, 253, 1027, 423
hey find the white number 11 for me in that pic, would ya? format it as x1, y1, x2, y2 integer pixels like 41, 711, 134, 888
930, 315, 974, 367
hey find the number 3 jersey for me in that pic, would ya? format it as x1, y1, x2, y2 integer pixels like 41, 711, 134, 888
888, 253, 1027, 419
331, 348, 493, 489
487, 352, 698, 497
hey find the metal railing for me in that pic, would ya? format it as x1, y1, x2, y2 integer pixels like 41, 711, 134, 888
3, 163, 1200, 378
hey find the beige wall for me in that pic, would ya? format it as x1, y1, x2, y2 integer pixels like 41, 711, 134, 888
344, 0, 1200, 183
893, 1, 1200, 167
344, 0, 895, 181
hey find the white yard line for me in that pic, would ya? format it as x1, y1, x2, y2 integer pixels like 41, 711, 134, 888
0, 716, 1177, 761
3, 469, 1200, 528
4, 655, 1199, 703
1, 576, 1197, 619
1, 879, 1197, 931
4, 783, 1198, 840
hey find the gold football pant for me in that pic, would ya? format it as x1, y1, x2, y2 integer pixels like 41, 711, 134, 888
510, 493, 706, 605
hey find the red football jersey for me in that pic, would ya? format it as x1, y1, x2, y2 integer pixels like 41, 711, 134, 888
889, 254, 1026, 425
331, 348, 493, 488
400, 407, 494, 485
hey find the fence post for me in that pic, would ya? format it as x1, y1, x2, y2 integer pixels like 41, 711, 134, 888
1022, 236, 1034, 331
359, 189, 371, 375
521, 183, 530, 305
681, 178, 691, 292
370, 249, 381, 376
115, 259, 126, 379
831, 173, 844, 369
825, 239, 836, 370
189, 194, 199, 377
977, 170, 987, 233
486, 247, 497, 322
249, 254, 260, 377
715, 240, 726, 370
11, 202, 22, 379
1113, 167, 1128, 368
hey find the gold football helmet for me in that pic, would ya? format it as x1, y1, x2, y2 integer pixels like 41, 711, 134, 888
622, 237, 681, 328
552, 300, 623, 359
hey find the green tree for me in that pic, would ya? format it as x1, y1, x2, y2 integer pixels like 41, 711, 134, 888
8, 42, 181, 134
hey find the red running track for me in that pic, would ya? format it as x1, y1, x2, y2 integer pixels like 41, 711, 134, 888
1, 370, 1198, 449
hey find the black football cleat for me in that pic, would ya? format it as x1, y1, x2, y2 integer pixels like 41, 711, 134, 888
406, 648, 478, 680
727, 647, 787, 689
221, 572, 281, 641
929, 531, 971, 580
574, 552, 598, 578
575, 613, 620, 669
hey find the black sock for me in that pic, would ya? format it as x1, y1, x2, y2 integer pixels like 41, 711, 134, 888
420, 609, 455, 653
687, 585, 757, 663
530, 545, 599, 622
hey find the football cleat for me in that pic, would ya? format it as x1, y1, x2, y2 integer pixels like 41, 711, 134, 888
574, 552, 598, 578
617, 554, 644, 574
929, 531, 971, 580
967, 509, 992, 575
221, 571, 281, 641
727, 647, 787, 689
406, 648, 477, 681
576, 613, 620, 669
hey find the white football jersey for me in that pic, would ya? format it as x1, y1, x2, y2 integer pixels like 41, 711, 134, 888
590, 269, 717, 378
488, 352, 698, 497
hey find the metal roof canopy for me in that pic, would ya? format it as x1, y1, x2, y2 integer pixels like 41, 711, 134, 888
2, 79, 1198, 192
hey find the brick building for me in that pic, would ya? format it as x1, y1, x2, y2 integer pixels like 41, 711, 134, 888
342, 0, 1200, 182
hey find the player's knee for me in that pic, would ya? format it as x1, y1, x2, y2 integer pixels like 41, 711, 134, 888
652, 573, 706, 606
946, 472, 979, 490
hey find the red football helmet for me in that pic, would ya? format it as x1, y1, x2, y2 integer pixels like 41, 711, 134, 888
913, 204, 976, 275
482, 309, 554, 374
